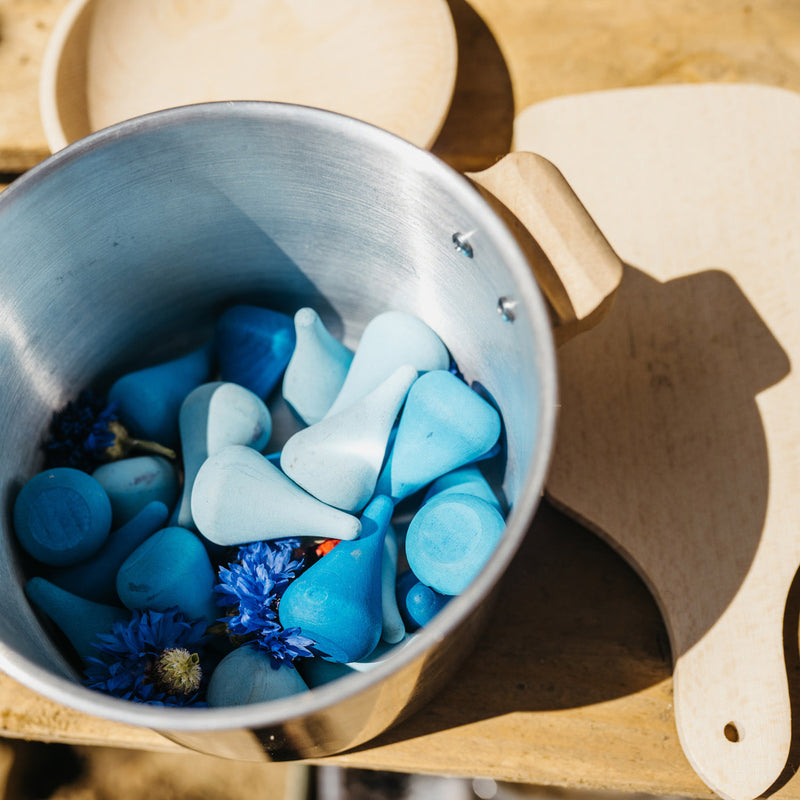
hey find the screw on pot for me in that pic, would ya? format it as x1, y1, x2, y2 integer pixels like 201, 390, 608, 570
452, 231, 474, 258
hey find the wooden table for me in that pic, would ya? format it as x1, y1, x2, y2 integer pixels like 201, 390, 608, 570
3, 1, 800, 796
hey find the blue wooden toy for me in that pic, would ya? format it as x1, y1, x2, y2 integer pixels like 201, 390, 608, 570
422, 465, 503, 512
25, 577, 129, 663
14, 467, 112, 566
278, 495, 392, 663
281, 365, 417, 512
215, 305, 296, 399
92, 456, 179, 527
396, 571, 450, 630
381, 527, 405, 644
191, 445, 361, 545
377, 370, 502, 501
116, 526, 218, 626
324, 311, 449, 417
206, 645, 308, 706
405, 492, 506, 596
107, 343, 212, 449
174, 382, 272, 530
48, 500, 170, 604
282, 307, 354, 425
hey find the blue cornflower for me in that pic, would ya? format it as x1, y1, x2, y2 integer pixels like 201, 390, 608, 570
83, 607, 209, 707
215, 539, 316, 668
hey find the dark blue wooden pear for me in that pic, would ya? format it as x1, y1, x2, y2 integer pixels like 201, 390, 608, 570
108, 343, 212, 448
25, 577, 129, 663
47, 501, 169, 604
215, 305, 296, 399
278, 495, 393, 663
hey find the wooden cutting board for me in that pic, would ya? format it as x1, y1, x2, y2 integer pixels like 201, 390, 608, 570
514, 84, 800, 800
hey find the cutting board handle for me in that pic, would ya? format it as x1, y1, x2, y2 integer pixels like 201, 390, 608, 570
467, 152, 623, 344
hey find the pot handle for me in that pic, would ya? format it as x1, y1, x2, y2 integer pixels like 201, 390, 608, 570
466, 152, 623, 345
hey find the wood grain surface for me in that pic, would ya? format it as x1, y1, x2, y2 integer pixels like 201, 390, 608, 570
2, 1, 800, 797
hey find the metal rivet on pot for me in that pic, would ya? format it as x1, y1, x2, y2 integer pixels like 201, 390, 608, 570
452, 231, 474, 258
497, 297, 516, 322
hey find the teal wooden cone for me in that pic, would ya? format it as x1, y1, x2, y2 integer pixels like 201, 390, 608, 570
405, 493, 506, 596
107, 343, 212, 448
278, 495, 393, 663
381, 527, 405, 644
280, 364, 417, 513
378, 370, 502, 501
423, 465, 502, 512
324, 311, 449, 417
191, 445, 361, 546
207, 645, 308, 706
25, 577, 129, 664
174, 381, 272, 530
48, 500, 170, 604
215, 305, 296, 399
92, 456, 179, 527
13, 467, 112, 567
116, 526, 218, 626
282, 307, 353, 425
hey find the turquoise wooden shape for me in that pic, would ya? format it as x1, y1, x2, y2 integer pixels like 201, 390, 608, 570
423, 464, 503, 512
48, 500, 169, 604
376, 370, 502, 501
280, 364, 417, 513
381, 527, 406, 644
107, 343, 212, 449
324, 311, 449, 417
174, 381, 272, 530
215, 305, 295, 399
207, 645, 308, 706
396, 571, 450, 630
191, 445, 361, 546
405, 492, 506, 596
25, 577, 129, 664
278, 495, 392, 663
92, 456, 178, 527
116, 526, 217, 626
14, 467, 112, 566
282, 307, 354, 425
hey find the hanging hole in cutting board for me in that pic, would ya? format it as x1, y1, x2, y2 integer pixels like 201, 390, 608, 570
724, 722, 741, 743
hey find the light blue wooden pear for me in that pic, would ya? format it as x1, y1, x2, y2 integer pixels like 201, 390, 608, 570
92, 456, 178, 527
48, 500, 169, 604
381, 526, 406, 644
377, 370, 502, 501
107, 343, 212, 449
191, 445, 361, 546
396, 571, 450, 631
25, 577, 129, 664
282, 307, 354, 425
174, 382, 272, 530
278, 494, 393, 663
422, 465, 503, 512
280, 365, 417, 513
116, 526, 218, 627
215, 305, 296, 399
405, 492, 506, 596
13, 467, 112, 567
207, 645, 308, 706
324, 311, 449, 417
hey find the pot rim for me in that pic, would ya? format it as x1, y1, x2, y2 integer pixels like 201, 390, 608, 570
0, 100, 558, 732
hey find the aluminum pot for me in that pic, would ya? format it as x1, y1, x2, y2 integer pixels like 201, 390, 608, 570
0, 102, 620, 760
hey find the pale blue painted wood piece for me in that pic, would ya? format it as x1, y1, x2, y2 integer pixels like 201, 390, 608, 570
107, 343, 212, 449
396, 571, 450, 630
381, 527, 406, 644
47, 501, 169, 604
14, 467, 112, 567
92, 456, 179, 527
215, 305, 296, 399
324, 311, 449, 417
174, 381, 272, 530
282, 308, 354, 425
377, 370, 502, 501
278, 495, 392, 663
25, 577, 129, 664
116, 526, 218, 626
191, 445, 361, 545
422, 465, 503, 512
280, 365, 417, 513
405, 492, 506, 596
